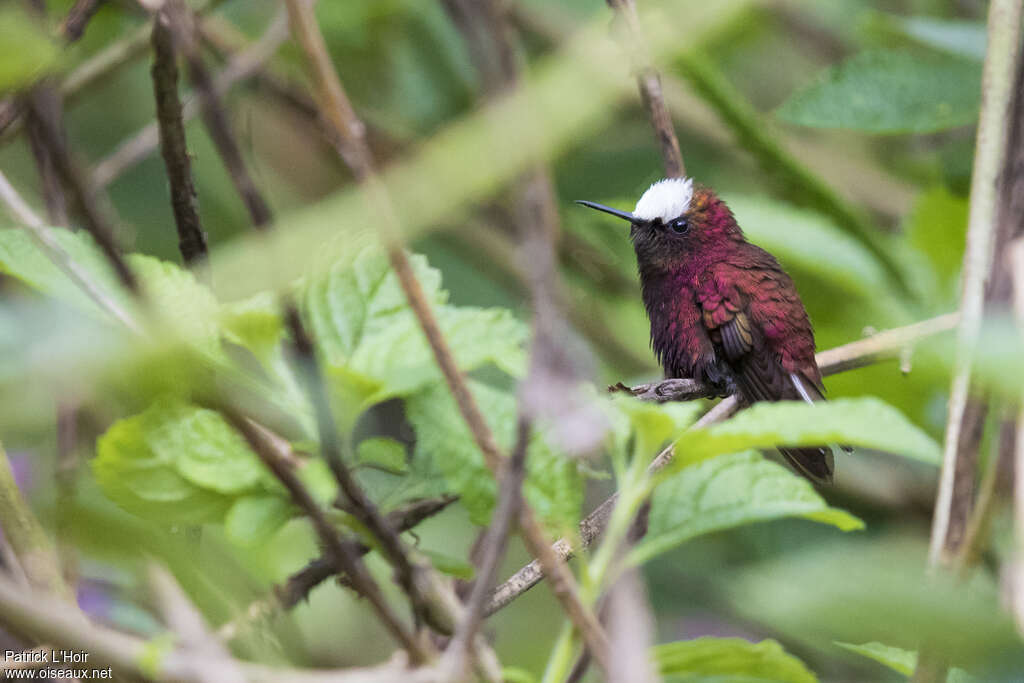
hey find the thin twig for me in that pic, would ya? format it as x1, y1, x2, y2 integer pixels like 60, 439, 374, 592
220, 407, 430, 664
0, 443, 69, 599
58, 0, 105, 42
285, 0, 608, 669
148, 564, 246, 683
0, 170, 140, 332
441, 418, 529, 680
93, 10, 290, 190
605, 0, 684, 177
151, 10, 208, 266
163, 0, 273, 228
1010, 238, 1024, 635
0, 572, 441, 683
285, 306, 455, 636
24, 90, 137, 292
486, 313, 960, 614
24, 87, 68, 226
927, 0, 1024, 570
217, 496, 458, 641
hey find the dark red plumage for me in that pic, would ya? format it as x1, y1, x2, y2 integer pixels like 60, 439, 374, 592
579, 180, 834, 482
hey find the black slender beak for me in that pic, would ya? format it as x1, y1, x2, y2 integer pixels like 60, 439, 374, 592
575, 200, 636, 223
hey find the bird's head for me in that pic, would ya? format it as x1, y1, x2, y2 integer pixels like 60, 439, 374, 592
577, 178, 742, 274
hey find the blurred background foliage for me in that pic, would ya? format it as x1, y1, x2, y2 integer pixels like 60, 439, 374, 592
1, 0, 1021, 680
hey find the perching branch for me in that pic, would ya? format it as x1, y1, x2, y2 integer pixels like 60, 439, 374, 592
486, 313, 960, 614
150, 10, 208, 266
605, 0, 685, 178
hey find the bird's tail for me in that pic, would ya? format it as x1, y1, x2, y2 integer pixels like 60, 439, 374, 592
784, 372, 843, 484
779, 446, 834, 484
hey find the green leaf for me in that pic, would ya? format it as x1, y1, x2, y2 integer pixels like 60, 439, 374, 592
0, 229, 124, 317
891, 17, 986, 61
666, 398, 941, 474
0, 230, 221, 354
225, 495, 294, 546
905, 187, 969, 288
94, 402, 242, 524
405, 380, 583, 534
834, 642, 979, 682
834, 641, 916, 676
220, 291, 284, 362
0, 7, 59, 93
654, 637, 817, 683
356, 437, 409, 474
777, 49, 980, 134
607, 394, 705, 461
304, 247, 528, 419
726, 195, 897, 309
633, 451, 862, 564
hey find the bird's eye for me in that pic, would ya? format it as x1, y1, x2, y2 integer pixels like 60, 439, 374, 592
669, 217, 689, 234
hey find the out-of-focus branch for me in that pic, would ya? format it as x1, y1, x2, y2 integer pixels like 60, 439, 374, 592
58, 0, 105, 42
150, 10, 208, 266
93, 11, 289, 190
606, 0, 684, 177
217, 496, 458, 642
285, 308, 457, 636
24, 91, 137, 292
221, 408, 430, 664
0, 444, 69, 599
0, 571, 440, 683
440, 418, 529, 681
0, 170, 140, 332
926, 0, 1023, 574
1010, 238, 1024, 635
25, 88, 68, 226
285, 0, 610, 669
148, 564, 246, 683
487, 313, 961, 614
163, 0, 273, 229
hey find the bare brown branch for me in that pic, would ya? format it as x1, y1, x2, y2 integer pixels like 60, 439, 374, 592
151, 10, 208, 266
25, 90, 137, 292
163, 0, 273, 229
606, 0, 685, 178
220, 407, 430, 664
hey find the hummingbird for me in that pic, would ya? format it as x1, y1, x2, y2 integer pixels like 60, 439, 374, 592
578, 178, 834, 483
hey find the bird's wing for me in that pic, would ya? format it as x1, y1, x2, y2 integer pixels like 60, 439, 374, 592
697, 265, 834, 483
696, 269, 789, 403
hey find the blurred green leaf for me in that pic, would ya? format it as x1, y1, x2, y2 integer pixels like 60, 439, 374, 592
304, 247, 527, 427
94, 401, 243, 524
835, 641, 915, 676
777, 49, 980, 133
225, 495, 294, 546
607, 394, 705, 462
666, 398, 942, 474
405, 380, 582, 534
891, 17, 986, 60
634, 451, 862, 564
0, 6, 59, 93
220, 291, 284, 363
905, 187, 968, 293
726, 195, 905, 319
356, 437, 409, 474
654, 637, 817, 683
420, 548, 475, 580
